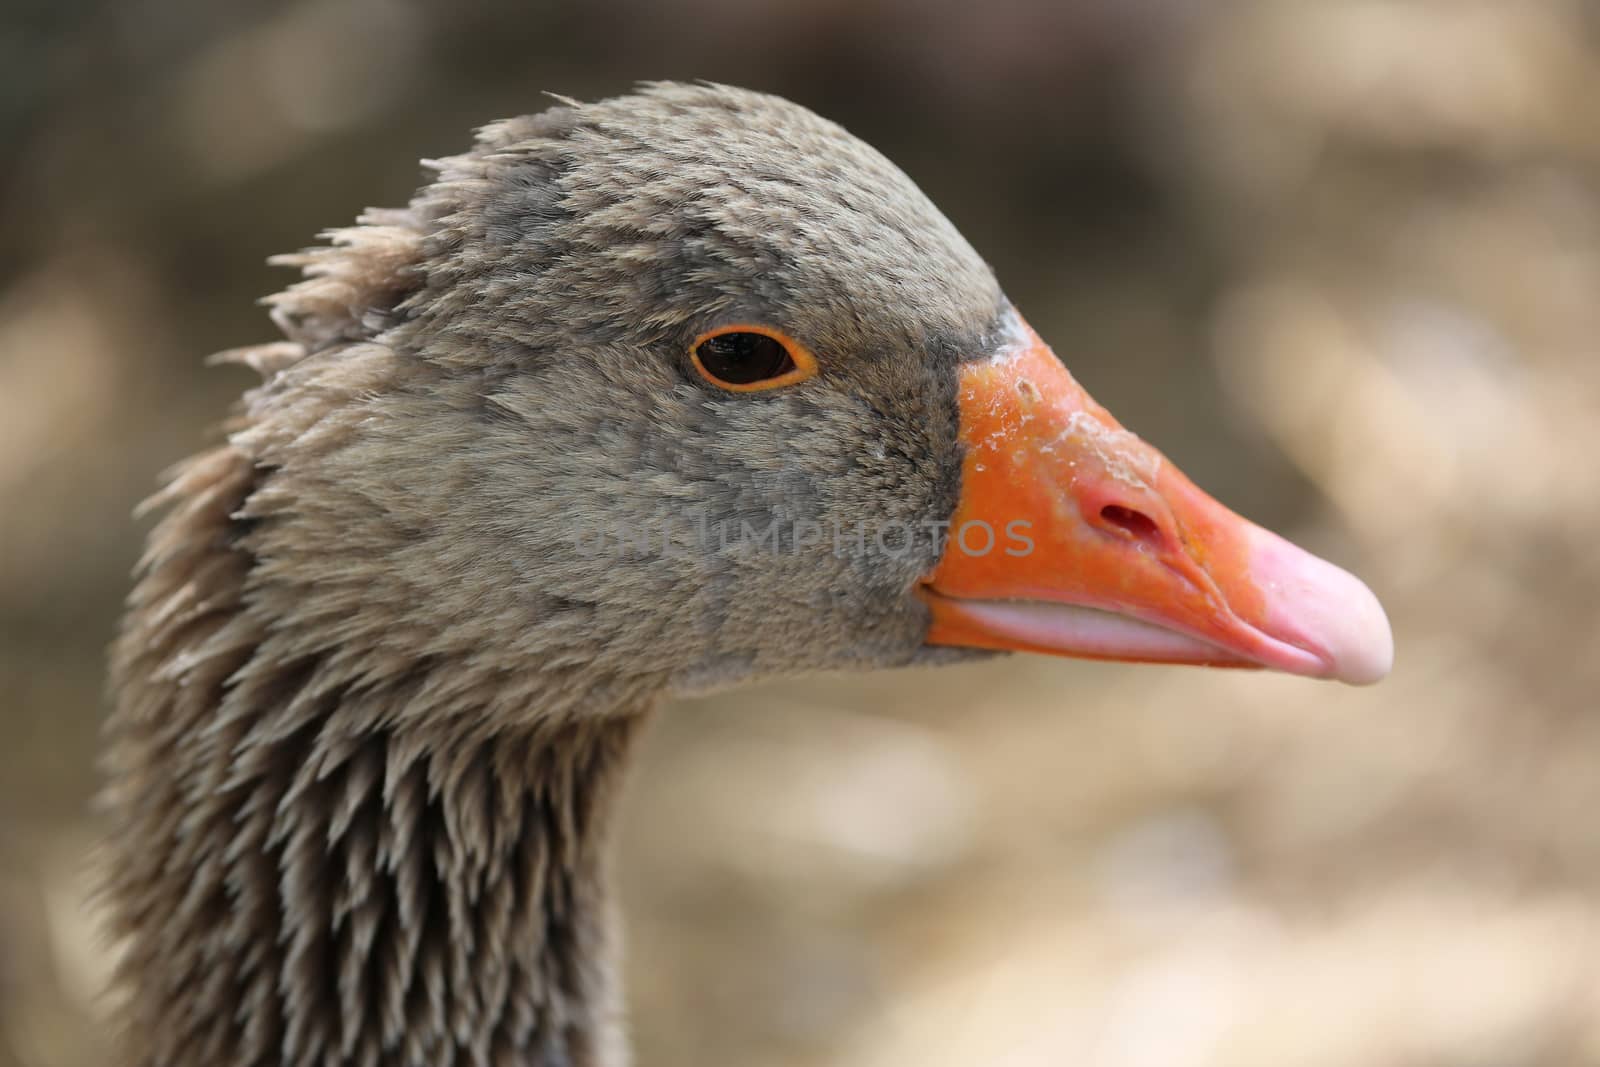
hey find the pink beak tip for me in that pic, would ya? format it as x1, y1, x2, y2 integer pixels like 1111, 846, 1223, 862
1249, 529, 1395, 686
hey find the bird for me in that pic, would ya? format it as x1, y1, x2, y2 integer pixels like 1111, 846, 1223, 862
104, 82, 1393, 1067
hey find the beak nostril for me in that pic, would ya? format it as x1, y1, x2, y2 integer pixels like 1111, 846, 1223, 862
1099, 504, 1164, 548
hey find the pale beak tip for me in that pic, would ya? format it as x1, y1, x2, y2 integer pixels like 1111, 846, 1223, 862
1324, 580, 1395, 686
1249, 529, 1395, 686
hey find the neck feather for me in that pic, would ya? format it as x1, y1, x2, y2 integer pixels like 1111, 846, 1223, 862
105, 444, 651, 1067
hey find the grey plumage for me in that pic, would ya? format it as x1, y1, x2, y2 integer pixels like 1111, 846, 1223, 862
105, 83, 1007, 1066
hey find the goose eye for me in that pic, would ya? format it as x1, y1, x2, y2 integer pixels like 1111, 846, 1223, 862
690, 326, 818, 392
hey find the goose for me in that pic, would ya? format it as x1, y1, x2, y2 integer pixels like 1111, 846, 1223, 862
105, 82, 1393, 1067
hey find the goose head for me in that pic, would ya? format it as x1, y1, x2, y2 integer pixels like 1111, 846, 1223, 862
107, 82, 1393, 1067
251, 81, 1390, 708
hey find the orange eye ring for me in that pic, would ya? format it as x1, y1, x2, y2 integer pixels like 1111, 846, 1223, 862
689, 324, 819, 392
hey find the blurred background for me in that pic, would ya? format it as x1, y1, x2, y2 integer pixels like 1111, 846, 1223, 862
4, 0, 1600, 1064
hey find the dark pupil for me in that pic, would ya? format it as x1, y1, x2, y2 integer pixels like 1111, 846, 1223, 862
697, 332, 794, 384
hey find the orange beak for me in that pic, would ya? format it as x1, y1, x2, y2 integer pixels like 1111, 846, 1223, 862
920, 315, 1393, 685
